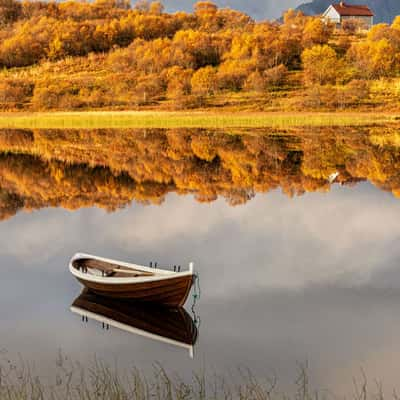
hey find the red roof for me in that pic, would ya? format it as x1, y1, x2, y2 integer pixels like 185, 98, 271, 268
332, 3, 374, 17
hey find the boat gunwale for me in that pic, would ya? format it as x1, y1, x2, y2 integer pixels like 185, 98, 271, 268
69, 253, 194, 285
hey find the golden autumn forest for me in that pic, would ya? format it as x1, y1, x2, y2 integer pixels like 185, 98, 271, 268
0, 127, 398, 220
1, 0, 400, 112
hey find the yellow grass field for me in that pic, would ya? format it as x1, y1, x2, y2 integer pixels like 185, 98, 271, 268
0, 111, 398, 129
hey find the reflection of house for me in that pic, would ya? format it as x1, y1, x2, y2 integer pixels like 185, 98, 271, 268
323, 2, 374, 29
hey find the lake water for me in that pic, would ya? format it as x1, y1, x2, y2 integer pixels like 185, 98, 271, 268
0, 127, 399, 395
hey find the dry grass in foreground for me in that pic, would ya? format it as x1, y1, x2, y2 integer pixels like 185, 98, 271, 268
0, 111, 398, 129
0, 355, 394, 400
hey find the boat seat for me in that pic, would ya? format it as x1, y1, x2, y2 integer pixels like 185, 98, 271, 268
86, 268, 115, 277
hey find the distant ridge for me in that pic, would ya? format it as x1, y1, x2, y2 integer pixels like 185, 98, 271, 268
294, 0, 400, 24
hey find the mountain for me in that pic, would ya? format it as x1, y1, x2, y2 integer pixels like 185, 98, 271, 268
295, 0, 400, 24
162, 0, 302, 20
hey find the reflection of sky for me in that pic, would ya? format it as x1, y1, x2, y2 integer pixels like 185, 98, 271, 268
0, 182, 399, 394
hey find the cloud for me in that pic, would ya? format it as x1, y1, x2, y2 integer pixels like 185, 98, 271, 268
98, 183, 400, 294
2, 183, 399, 293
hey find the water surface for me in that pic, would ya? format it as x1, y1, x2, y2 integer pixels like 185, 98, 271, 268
0, 127, 399, 394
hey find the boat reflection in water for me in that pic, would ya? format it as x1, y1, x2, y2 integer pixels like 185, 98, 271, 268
70, 290, 199, 358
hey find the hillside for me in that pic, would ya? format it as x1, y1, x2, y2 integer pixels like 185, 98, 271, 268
1, 0, 400, 113
296, 0, 400, 24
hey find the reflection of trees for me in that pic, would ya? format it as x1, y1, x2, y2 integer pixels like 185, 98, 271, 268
0, 127, 398, 220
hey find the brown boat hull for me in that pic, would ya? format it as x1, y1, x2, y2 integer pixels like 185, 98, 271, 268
77, 275, 194, 307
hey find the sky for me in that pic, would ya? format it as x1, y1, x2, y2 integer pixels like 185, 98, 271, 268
163, 0, 305, 20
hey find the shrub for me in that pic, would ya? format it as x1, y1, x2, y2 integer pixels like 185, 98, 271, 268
32, 81, 82, 110
0, 79, 33, 109
264, 64, 288, 88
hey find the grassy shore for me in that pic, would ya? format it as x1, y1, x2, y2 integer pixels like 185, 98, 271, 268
0, 111, 398, 129
0, 357, 390, 400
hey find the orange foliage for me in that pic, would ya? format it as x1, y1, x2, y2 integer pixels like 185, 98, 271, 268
0, 1, 399, 111
0, 127, 398, 220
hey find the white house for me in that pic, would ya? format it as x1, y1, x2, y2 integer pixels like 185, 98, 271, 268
323, 2, 374, 29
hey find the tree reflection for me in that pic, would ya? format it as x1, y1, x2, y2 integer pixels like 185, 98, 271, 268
0, 127, 398, 220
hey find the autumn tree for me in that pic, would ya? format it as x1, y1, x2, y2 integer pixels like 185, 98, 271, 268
165, 66, 194, 109
0, 17, 55, 67
302, 17, 333, 48
0, 0, 22, 25
392, 16, 400, 31
173, 29, 222, 68
215, 8, 251, 30
149, 1, 163, 15
194, 1, 217, 18
191, 66, 217, 96
302, 45, 344, 85
347, 39, 397, 78
280, 9, 307, 67
217, 60, 251, 91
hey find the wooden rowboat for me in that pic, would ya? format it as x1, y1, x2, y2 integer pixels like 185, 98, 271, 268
69, 253, 194, 307
71, 290, 198, 357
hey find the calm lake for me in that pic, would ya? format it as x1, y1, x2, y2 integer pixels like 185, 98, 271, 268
0, 127, 399, 395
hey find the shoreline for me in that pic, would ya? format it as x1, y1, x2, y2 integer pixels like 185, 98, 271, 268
0, 111, 397, 129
